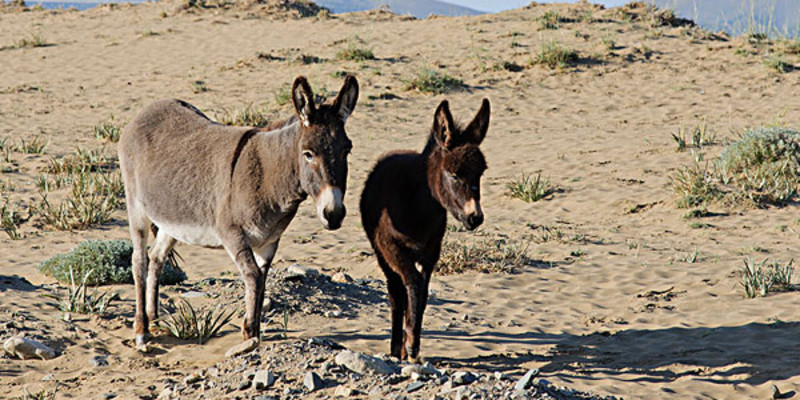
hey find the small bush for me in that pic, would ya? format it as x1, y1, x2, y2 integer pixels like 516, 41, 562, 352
438, 236, 533, 274
506, 173, 554, 202
39, 239, 187, 286
537, 10, 562, 30
533, 40, 578, 69
42, 267, 117, 316
764, 54, 791, 74
668, 161, 716, 208
217, 104, 271, 127
45, 147, 116, 175
159, 299, 235, 344
190, 80, 208, 93
740, 257, 793, 298
402, 69, 463, 95
15, 136, 47, 154
16, 33, 47, 48
336, 43, 374, 61
717, 127, 800, 206
1, 196, 24, 240
93, 115, 121, 142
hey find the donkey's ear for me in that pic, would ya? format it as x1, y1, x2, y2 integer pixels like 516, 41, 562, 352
332, 75, 359, 122
432, 100, 456, 149
292, 76, 315, 126
464, 98, 490, 145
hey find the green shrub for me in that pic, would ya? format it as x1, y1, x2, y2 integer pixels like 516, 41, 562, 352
159, 299, 235, 344
402, 69, 463, 95
39, 239, 186, 286
506, 173, 554, 202
336, 43, 374, 61
740, 257, 793, 298
717, 127, 800, 206
533, 40, 578, 69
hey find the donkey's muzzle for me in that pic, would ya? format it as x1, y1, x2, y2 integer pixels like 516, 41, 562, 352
317, 185, 345, 230
464, 212, 484, 231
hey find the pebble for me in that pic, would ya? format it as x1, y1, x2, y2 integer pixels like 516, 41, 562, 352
180, 291, 206, 299
156, 388, 172, 400
225, 337, 259, 358
100, 394, 117, 400
405, 381, 425, 393
284, 264, 319, 280
452, 371, 477, 386
253, 369, 275, 389
334, 386, 356, 397
324, 310, 343, 318
304, 371, 323, 392
253, 396, 278, 400
237, 379, 251, 390
88, 355, 108, 367
308, 337, 345, 349
183, 372, 203, 385
335, 350, 396, 375
41, 374, 55, 381
263, 297, 273, 312
514, 368, 539, 392
3, 336, 56, 360
331, 272, 353, 283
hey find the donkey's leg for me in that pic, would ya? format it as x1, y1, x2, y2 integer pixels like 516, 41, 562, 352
220, 231, 262, 340
145, 228, 177, 323
402, 265, 426, 362
252, 241, 279, 334
376, 251, 407, 359
128, 214, 150, 350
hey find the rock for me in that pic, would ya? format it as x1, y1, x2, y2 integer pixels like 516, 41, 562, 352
284, 264, 319, 280
3, 336, 56, 360
334, 386, 356, 397
324, 310, 343, 318
534, 378, 551, 387
253, 396, 278, 400
183, 372, 203, 385
331, 272, 353, 283
335, 350, 396, 375
304, 371, 323, 392
207, 367, 220, 378
225, 337, 259, 358
401, 363, 439, 378
180, 291, 206, 299
100, 393, 117, 399
771, 384, 781, 399
253, 369, 275, 389
157, 388, 172, 400
514, 368, 539, 392
452, 371, 477, 386
88, 355, 108, 367
405, 381, 425, 393
494, 371, 508, 381
237, 379, 251, 390
308, 337, 345, 349
41, 374, 55, 381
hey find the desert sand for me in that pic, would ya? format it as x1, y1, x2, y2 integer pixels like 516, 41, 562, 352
2, 1, 800, 399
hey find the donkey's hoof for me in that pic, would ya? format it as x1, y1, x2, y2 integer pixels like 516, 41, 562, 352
135, 334, 150, 353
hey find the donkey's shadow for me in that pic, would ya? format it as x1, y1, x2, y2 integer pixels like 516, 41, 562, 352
423, 321, 800, 388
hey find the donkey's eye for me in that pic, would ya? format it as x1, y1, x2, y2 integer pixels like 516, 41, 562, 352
470, 185, 479, 191
302, 150, 315, 163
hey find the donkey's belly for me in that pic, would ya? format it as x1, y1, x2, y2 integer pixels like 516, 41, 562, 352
156, 220, 223, 248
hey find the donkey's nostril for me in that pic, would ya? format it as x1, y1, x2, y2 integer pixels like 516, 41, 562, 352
323, 205, 345, 230
466, 213, 483, 229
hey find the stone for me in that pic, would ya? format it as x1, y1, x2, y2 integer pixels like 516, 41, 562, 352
237, 379, 251, 390
284, 264, 319, 280
334, 386, 356, 397
308, 337, 345, 349
514, 368, 539, 392
405, 381, 425, 393
331, 272, 353, 284
452, 371, 477, 386
494, 371, 508, 381
304, 371, 323, 392
263, 297, 273, 313
156, 388, 172, 400
183, 373, 203, 385
324, 310, 343, 318
253, 369, 275, 389
401, 363, 439, 378
3, 336, 56, 360
88, 355, 108, 367
41, 374, 55, 381
253, 396, 278, 400
225, 337, 259, 358
100, 393, 117, 399
180, 291, 206, 299
335, 350, 396, 375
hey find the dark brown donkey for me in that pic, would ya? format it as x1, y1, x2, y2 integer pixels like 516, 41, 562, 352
119, 75, 358, 350
360, 99, 490, 361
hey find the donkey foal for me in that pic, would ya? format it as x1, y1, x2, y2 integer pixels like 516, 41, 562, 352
360, 99, 490, 361
119, 75, 358, 350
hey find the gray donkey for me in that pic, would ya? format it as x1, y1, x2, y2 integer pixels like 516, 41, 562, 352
118, 75, 358, 350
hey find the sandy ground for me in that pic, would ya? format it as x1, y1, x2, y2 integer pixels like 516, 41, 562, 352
2, 1, 800, 399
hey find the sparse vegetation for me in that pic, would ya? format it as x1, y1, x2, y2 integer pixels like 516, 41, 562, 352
42, 267, 117, 317
669, 161, 716, 208
273, 86, 291, 106
1, 196, 24, 239
190, 80, 208, 93
93, 115, 121, 142
217, 104, 271, 127
16, 33, 47, 48
438, 236, 533, 274
336, 43, 375, 62
764, 53, 791, 73
39, 239, 187, 286
159, 299, 235, 344
672, 120, 715, 151
537, 10, 562, 30
533, 40, 578, 69
36, 170, 123, 230
740, 257, 793, 298
15, 136, 47, 154
402, 68, 463, 95
506, 173, 554, 202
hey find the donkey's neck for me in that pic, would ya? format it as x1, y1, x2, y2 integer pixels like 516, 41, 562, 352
246, 116, 306, 204
422, 148, 447, 211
